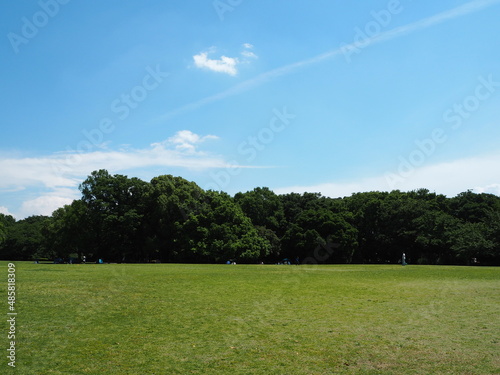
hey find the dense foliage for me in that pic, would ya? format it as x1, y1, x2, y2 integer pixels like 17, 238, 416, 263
1, 170, 499, 265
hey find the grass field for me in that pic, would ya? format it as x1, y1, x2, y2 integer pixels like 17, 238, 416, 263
1, 262, 499, 374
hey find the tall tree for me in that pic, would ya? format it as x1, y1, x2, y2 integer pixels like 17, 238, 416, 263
449, 191, 500, 223
234, 187, 285, 233
44, 200, 90, 260
450, 222, 495, 265
181, 191, 271, 263
145, 174, 206, 262
0, 216, 49, 260
0, 214, 15, 255
79, 170, 148, 262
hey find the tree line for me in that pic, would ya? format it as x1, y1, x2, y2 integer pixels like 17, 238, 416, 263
1, 169, 499, 265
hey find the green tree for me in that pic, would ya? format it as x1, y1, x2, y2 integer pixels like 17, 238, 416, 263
374, 191, 430, 263
80, 170, 149, 262
255, 226, 282, 261
44, 200, 90, 260
296, 208, 358, 263
0, 224, 5, 247
279, 192, 358, 263
450, 222, 495, 265
280, 192, 324, 224
449, 191, 500, 223
234, 187, 285, 233
413, 210, 458, 264
0, 216, 49, 260
345, 192, 387, 263
483, 211, 500, 265
145, 174, 206, 262
182, 191, 270, 263
0, 213, 15, 241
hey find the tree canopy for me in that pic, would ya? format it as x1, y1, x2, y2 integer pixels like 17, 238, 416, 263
1, 171, 499, 265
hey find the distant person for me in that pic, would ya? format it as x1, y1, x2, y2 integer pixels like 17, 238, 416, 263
295, 256, 300, 265
82, 256, 86, 264
402, 253, 407, 266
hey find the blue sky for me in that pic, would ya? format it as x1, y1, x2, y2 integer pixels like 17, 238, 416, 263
1, 0, 500, 219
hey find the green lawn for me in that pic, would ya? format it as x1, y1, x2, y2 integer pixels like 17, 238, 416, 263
2, 262, 499, 374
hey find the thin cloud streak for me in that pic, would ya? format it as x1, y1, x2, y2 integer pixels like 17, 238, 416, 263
156, 0, 500, 122
368, 0, 500, 45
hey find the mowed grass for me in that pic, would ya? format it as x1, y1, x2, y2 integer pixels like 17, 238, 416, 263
2, 262, 499, 375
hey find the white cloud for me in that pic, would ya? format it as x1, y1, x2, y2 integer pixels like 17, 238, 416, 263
274, 152, 500, 198
0, 206, 14, 217
19, 195, 75, 218
166, 130, 218, 153
474, 184, 500, 195
193, 44, 258, 76
193, 51, 239, 76
0, 131, 225, 192
0, 131, 264, 218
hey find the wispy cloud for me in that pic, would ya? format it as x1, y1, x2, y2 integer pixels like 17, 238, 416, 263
1, 131, 264, 218
273, 152, 500, 198
241, 43, 258, 59
361, 0, 500, 47
159, 0, 500, 122
0, 131, 226, 190
241, 50, 257, 59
